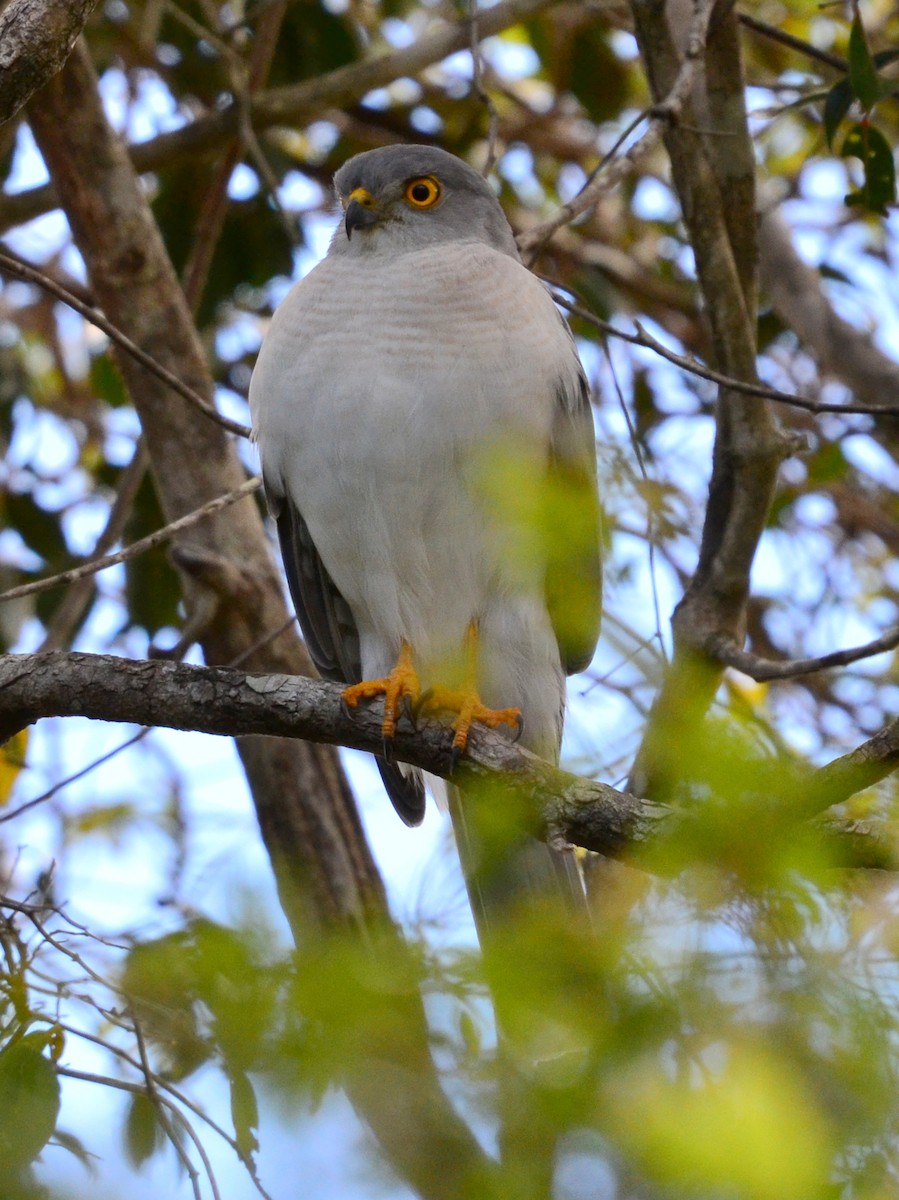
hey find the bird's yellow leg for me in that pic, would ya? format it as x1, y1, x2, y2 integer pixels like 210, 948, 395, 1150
420, 622, 522, 759
341, 640, 421, 740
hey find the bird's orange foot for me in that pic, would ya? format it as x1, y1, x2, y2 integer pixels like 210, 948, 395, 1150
341, 642, 421, 752
418, 686, 523, 768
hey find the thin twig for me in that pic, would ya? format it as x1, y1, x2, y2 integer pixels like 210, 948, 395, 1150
131, 1004, 213, 1200
52, 1017, 272, 1199
602, 342, 668, 663
553, 291, 899, 417
181, 0, 293, 311
519, 0, 718, 258
710, 626, 899, 682
0, 609, 293, 827
38, 439, 151, 653
0, 475, 262, 605
131, 1004, 207, 1200
737, 11, 847, 72
0, 252, 251, 439
469, 0, 500, 174
0, 730, 150, 824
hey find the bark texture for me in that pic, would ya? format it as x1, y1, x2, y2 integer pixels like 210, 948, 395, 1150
627, 1, 789, 799
0, 0, 99, 124
1, 652, 894, 871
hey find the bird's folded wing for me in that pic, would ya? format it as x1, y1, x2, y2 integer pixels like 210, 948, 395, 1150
269, 484, 359, 684
267, 481, 426, 825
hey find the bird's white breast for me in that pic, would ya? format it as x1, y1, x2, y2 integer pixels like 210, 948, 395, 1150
251, 241, 578, 750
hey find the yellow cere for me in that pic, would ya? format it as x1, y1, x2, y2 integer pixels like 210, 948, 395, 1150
347, 186, 375, 208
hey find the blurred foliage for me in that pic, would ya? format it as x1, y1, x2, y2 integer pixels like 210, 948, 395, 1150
0, 0, 899, 1198
0, 728, 28, 803
7, 791, 899, 1198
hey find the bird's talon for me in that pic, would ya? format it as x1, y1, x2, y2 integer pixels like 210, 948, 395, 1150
400, 693, 417, 729
449, 743, 463, 773
512, 713, 524, 743
340, 695, 355, 721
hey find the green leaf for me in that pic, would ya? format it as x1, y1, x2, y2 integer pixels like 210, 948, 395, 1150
52, 1128, 97, 1174
89, 351, 129, 409
848, 12, 881, 112
229, 1070, 259, 1159
0, 1040, 61, 1175
841, 121, 896, 214
124, 1092, 166, 1169
823, 78, 853, 149
607, 1042, 831, 1200
189, 920, 279, 1070
122, 933, 211, 1081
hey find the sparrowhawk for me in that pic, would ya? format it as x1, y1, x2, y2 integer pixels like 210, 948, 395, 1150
250, 144, 601, 930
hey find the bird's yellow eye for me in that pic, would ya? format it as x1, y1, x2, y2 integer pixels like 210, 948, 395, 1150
404, 176, 442, 209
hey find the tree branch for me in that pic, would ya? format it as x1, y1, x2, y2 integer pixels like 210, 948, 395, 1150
554, 295, 898, 417
519, 0, 717, 260
709, 627, 899, 682
0, 476, 263, 605
811, 720, 899, 815
759, 210, 899, 415
737, 11, 846, 73
1, 652, 895, 870
627, 1, 789, 798
0, 0, 100, 125
0, 251, 251, 438
2, 0, 566, 234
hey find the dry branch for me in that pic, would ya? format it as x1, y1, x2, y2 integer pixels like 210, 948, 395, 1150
0, 252, 251, 438
0, 477, 264, 605
519, 0, 716, 258
555, 296, 898, 417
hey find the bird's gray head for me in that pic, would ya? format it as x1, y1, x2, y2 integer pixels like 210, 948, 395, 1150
329, 144, 519, 260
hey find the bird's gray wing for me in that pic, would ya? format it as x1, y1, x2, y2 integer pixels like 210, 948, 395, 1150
267, 481, 426, 827
547, 355, 603, 676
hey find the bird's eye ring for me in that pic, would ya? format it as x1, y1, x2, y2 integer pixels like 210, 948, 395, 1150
404, 177, 442, 209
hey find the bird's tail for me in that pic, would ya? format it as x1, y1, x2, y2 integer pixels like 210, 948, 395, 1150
447, 782, 588, 946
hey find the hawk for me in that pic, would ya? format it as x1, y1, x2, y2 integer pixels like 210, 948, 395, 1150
250, 145, 601, 930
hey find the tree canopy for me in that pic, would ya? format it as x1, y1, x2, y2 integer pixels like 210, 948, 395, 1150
1, 2, 899, 1198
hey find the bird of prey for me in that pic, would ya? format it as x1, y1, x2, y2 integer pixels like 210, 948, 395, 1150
250, 144, 601, 932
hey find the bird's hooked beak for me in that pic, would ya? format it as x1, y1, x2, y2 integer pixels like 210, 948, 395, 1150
344, 187, 379, 239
